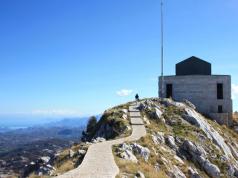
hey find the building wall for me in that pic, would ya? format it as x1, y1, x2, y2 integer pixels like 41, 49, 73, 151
159, 75, 233, 123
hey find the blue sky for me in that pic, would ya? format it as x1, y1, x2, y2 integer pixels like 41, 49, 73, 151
0, 0, 238, 119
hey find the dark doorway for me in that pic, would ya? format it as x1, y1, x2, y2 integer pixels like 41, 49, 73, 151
166, 84, 173, 98
218, 105, 223, 113
217, 83, 223, 99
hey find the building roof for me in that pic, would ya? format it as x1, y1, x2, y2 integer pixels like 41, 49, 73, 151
176, 56, 211, 76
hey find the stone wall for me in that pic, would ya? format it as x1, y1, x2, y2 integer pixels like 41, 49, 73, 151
159, 75, 233, 122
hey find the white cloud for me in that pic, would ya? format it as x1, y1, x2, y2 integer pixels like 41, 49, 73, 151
116, 89, 133, 97
232, 84, 238, 99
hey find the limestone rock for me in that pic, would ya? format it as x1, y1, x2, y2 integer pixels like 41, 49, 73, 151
92, 137, 106, 143
181, 140, 220, 178
155, 108, 163, 119
184, 99, 196, 110
166, 135, 177, 151
69, 149, 75, 158
40, 156, 50, 164
119, 150, 138, 163
152, 132, 165, 145
78, 149, 87, 155
203, 159, 220, 178
188, 167, 201, 178
143, 116, 150, 125
169, 165, 186, 178
132, 143, 150, 161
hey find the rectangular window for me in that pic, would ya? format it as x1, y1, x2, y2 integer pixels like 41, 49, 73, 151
218, 105, 223, 113
166, 84, 173, 98
217, 83, 223, 99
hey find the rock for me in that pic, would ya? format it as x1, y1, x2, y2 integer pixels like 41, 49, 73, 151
181, 140, 220, 178
188, 167, 201, 178
203, 159, 220, 178
155, 108, 163, 119
122, 114, 127, 120
121, 109, 128, 114
166, 135, 177, 150
169, 165, 186, 178
154, 163, 160, 172
69, 149, 75, 158
174, 155, 184, 165
182, 107, 233, 161
119, 150, 138, 163
126, 125, 132, 131
143, 116, 150, 125
92, 137, 106, 143
40, 156, 50, 164
132, 143, 150, 162
119, 143, 132, 151
30, 161, 35, 165
135, 171, 145, 178
78, 149, 87, 155
184, 99, 196, 110
152, 132, 165, 144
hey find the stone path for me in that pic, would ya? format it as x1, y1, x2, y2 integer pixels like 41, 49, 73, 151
57, 104, 146, 178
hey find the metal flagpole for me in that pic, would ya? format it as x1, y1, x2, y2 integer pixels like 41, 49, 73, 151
160, 0, 164, 98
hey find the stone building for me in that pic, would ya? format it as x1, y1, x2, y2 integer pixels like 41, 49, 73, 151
159, 56, 233, 125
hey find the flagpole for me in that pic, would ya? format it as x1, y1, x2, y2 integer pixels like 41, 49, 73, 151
160, 0, 164, 98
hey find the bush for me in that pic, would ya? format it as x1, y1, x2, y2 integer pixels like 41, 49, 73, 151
86, 116, 97, 133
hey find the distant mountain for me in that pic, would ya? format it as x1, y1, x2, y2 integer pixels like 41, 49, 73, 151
44, 115, 101, 128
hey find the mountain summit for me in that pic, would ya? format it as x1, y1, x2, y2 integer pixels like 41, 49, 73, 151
4, 98, 238, 178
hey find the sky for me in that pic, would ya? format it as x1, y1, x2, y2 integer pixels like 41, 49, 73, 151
0, 0, 238, 119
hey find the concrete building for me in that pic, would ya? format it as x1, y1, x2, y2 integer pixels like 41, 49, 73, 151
159, 56, 233, 125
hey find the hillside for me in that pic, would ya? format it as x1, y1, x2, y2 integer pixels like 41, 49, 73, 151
13, 98, 238, 178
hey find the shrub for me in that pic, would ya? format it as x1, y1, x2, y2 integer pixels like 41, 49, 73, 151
86, 116, 97, 133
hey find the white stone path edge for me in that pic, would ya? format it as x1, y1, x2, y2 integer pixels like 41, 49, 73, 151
57, 104, 147, 178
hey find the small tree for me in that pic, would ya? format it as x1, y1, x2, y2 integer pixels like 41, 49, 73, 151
86, 116, 97, 133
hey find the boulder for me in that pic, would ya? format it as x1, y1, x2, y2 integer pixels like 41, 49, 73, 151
188, 167, 201, 178
119, 150, 138, 163
166, 135, 177, 151
78, 150, 87, 155
155, 108, 163, 119
181, 140, 220, 178
203, 159, 220, 178
92, 137, 106, 143
40, 156, 50, 164
132, 143, 150, 162
169, 165, 186, 178
152, 132, 165, 145
119, 143, 133, 151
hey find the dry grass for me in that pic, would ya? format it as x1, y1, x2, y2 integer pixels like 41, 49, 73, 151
115, 157, 168, 178
54, 159, 75, 174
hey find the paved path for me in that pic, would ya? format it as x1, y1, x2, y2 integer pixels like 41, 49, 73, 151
57, 104, 146, 178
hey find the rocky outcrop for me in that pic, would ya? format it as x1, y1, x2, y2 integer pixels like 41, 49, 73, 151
116, 143, 150, 162
131, 143, 150, 162
168, 165, 186, 178
181, 140, 220, 178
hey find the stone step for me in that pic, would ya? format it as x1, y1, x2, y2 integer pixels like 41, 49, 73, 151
129, 112, 141, 117
130, 117, 144, 125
